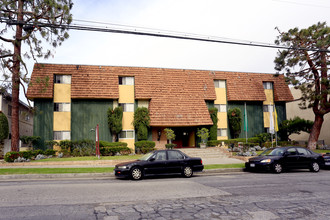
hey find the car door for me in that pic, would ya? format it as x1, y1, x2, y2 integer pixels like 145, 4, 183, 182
296, 147, 312, 168
283, 147, 299, 169
144, 151, 168, 175
166, 150, 185, 174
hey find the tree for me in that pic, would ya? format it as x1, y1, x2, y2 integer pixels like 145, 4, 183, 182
164, 128, 175, 144
278, 117, 314, 141
274, 22, 330, 150
208, 107, 218, 140
133, 107, 150, 141
0, 0, 73, 152
196, 128, 209, 144
107, 106, 123, 142
228, 108, 242, 139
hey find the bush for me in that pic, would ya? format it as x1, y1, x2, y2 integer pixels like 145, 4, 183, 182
44, 149, 57, 156
208, 108, 218, 140
0, 111, 9, 142
165, 143, 177, 150
135, 141, 155, 153
207, 140, 222, 147
99, 141, 127, 148
71, 139, 95, 156
59, 140, 73, 151
100, 146, 131, 156
44, 140, 58, 149
20, 150, 33, 159
4, 151, 21, 162
31, 149, 44, 157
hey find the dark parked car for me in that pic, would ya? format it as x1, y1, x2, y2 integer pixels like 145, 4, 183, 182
114, 150, 204, 180
323, 153, 330, 168
245, 146, 324, 173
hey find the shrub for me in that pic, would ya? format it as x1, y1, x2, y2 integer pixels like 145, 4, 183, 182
59, 140, 73, 151
135, 141, 155, 153
100, 146, 131, 156
165, 143, 177, 150
99, 141, 127, 148
31, 149, 44, 157
208, 108, 218, 140
0, 111, 9, 142
197, 128, 210, 144
44, 149, 57, 156
20, 136, 41, 149
4, 151, 21, 162
228, 108, 242, 138
71, 139, 95, 156
207, 140, 222, 147
133, 107, 150, 141
20, 150, 33, 159
44, 140, 58, 150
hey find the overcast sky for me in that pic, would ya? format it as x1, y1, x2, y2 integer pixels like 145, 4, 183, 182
2, 0, 330, 103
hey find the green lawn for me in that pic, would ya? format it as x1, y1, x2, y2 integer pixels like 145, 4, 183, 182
0, 163, 244, 175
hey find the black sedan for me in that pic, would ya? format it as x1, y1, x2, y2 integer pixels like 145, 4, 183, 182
323, 153, 330, 168
245, 146, 324, 173
114, 150, 204, 180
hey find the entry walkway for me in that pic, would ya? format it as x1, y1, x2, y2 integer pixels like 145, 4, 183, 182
0, 147, 245, 168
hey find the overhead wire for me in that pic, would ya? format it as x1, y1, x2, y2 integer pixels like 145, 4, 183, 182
0, 17, 329, 53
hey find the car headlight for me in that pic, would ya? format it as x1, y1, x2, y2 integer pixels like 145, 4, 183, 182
117, 166, 128, 169
260, 159, 271, 163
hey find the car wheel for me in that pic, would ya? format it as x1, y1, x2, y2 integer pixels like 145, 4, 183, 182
310, 162, 320, 172
130, 167, 143, 180
182, 166, 193, 178
273, 163, 282, 174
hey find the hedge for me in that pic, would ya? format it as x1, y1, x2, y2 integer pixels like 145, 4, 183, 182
165, 143, 177, 149
135, 141, 155, 153
100, 146, 131, 156
99, 141, 128, 148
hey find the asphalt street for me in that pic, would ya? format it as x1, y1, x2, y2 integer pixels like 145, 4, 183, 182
1, 170, 330, 220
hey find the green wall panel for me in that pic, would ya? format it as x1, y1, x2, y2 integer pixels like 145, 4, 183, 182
227, 102, 264, 139
71, 100, 113, 142
33, 99, 53, 145
275, 102, 286, 126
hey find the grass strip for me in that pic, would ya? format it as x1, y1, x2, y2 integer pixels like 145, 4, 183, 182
0, 167, 114, 175
31, 155, 141, 162
204, 163, 245, 169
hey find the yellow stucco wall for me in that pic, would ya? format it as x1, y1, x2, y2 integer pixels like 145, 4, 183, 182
217, 112, 227, 128
189, 131, 196, 147
263, 89, 274, 105
53, 112, 71, 131
264, 112, 270, 127
119, 139, 135, 150
119, 85, 134, 103
214, 88, 227, 104
54, 84, 71, 103
122, 112, 134, 130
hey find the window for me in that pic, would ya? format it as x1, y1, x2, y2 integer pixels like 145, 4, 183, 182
214, 80, 226, 88
8, 105, 12, 116
119, 76, 134, 85
119, 130, 134, 139
54, 103, 71, 112
297, 148, 311, 156
119, 103, 134, 112
168, 151, 185, 160
53, 131, 70, 140
152, 151, 167, 161
214, 104, 227, 112
263, 105, 274, 112
54, 75, 71, 84
263, 82, 273, 90
286, 148, 297, 156
25, 114, 30, 121
217, 129, 227, 137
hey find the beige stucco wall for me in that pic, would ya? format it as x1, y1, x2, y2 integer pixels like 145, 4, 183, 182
286, 88, 330, 145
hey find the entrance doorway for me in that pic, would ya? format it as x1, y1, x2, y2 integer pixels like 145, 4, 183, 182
172, 127, 196, 148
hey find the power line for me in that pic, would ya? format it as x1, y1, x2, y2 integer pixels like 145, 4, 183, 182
1, 17, 329, 53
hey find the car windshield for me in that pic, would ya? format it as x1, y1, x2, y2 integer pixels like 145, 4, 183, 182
138, 152, 154, 161
260, 148, 285, 156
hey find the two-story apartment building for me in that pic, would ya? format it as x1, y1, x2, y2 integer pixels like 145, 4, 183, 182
27, 63, 293, 150
0, 92, 33, 157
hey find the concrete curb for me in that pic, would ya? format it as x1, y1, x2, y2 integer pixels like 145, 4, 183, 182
0, 168, 245, 180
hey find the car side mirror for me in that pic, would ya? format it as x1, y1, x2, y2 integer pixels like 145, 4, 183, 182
149, 158, 155, 162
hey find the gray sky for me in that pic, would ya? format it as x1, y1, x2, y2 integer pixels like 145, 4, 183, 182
2, 0, 330, 103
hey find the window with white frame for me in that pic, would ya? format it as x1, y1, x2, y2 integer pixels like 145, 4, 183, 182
119, 130, 134, 139
54, 103, 71, 112
214, 104, 227, 112
217, 128, 227, 137
263, 105, 274, 112
263, 82, 273, 90
54, 75, 71, 84
25, 114, 30, 121
53, 131, 71, 140
119, 76, 134, 85
214, 80, 226, 88
119, 103, 134, 112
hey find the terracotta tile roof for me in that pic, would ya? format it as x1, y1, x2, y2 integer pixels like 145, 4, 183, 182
27, 63, 293, 126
